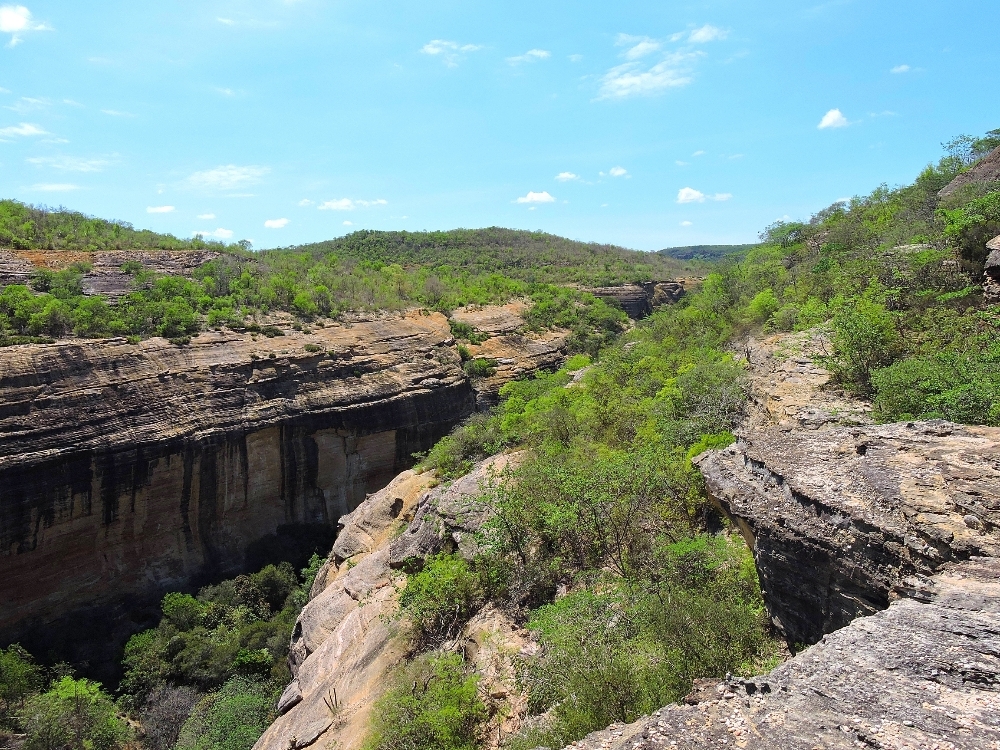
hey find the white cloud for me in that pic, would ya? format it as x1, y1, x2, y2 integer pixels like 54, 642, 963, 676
0, 121, 46, 137
318, 198, 387, 211
890, 64, 910, 74
101, 109, 134, 117
264, 218, 289, 228
0, 5, 50, 46
147, 205, 175, 213
616, 34, 661, 60
26, 155, 108, 172
216, 87, 235, 96
818, 108, 848, 129
343, 220, 353, 226
187, 164, 270, 191
192, 228, 233, 239
28, 183, 78, 191
420, 39, 482, 67
675, 160, 689, 166
712, 192, 732, 201
197, 213, 215, 219
507, 49, 550, 64
680, 220, 693, 226
692, 150, 705, 156
597, 51, 697, 99
609, 166, 628, 177
568, 54, 583, 62
688, 24, 727, 43
677, 187, 705, 203
0, 87, 10, 93
555, 171, 579, 182
4, 96, 48, 114
217, 17, 235, 25
298, 198, 313, 206
515, 191, 555, 204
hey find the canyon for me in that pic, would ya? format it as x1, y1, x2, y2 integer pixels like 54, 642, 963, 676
0, 306, 566, 679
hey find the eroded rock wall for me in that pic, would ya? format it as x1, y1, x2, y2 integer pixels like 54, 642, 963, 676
0, 313, 475, 674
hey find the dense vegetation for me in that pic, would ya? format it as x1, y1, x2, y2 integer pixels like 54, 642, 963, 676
284, 228, 688, 286
2, 129, 998, 750
658, 243, 757, 261
367, 128, 1000, 749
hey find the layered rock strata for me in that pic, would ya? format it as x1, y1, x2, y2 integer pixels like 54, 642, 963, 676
984, 235, 1000, 304
254, 453, 520, 750
584, 281, 686, 319
0, 309, 558, 675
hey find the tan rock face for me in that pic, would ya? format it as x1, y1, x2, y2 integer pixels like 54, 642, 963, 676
0, 309, 559, 676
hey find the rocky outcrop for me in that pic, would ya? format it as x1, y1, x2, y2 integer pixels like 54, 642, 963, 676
584, 281, 687, 319
696, 421, 1000, 646
253, 453, 519, 750
565, 556, 1000, 750
938, 145, 1000, 198
984, 235, 1000, 304
0, 308, 556, 678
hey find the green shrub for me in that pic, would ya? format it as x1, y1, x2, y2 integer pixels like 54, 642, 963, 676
0, 645, 43, 729
463, 357, 497, 378
20, 677, 131, 750
399, 555, 483, 645
174, 678, 279, 750
826, 286, 902, 393
364, 653, 487, 750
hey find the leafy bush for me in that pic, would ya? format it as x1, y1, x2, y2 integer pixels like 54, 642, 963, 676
825, 286, 902, 393
174, 678, 279, 750
463, 357, 497, 378
20, 677, 131, 750
364, 653, 487, 750
399, 555, 483, 645
0, 645, 43, 729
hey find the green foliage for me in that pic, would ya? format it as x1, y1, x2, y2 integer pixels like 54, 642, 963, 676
825, 285, 903, 394
399, 555, 484, 645
0, 645, 43, 729
173, 678, 279, 750
449, 319, 488, 344
120, 562, 311, 710
20, 677, 131, 750
510, 536, 774, 748
940, 190, 1000, 268
463, 357, 497, 379
364, 653, 487, 750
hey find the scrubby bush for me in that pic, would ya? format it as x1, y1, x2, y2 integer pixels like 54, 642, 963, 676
20, 677, 131, 750
364, 653, 487, 750
399, 555, 484, 645
0, 645, 43, 729
174, 678, 279, 750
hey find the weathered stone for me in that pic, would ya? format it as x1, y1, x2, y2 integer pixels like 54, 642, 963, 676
984, 240, 1000, 304
583, 281, 687, 319
938, 145, 1000, 197
696, 421, 1000, 646
0, 309, 556, 678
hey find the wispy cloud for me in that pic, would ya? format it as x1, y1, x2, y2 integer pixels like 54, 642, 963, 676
676, 187, 732, 203
197, 213, 215, 220
692, 150, 705, 157
688, 24, 727, 43
420, 39, 482, 67
217, 17, 235, 25
0, 87, 10, 93
507, 48, 550, 64
27, 155, 109, 172
617, 34, 661, 60
298, 199, 313, 206
4, 96, 48, 114
147, 205, 174, 213
890, 64, 910, 74
0, 5, 52, 47
187, 164, 270, 191
817, 108, 848, 129
0, 121, 46, 137
680, 220, 693, 226
515, 191, 555, 204
568, 54, 583, 63
343, 220, 353, 226
318, 198, 387, 211
555, 172, 580, 182
608, 166, 628, 177
101, 109, 134, 117
192, 228, 233, 239
216, 87, 236, 96
264, 218, 289, 228
28, 183, 79, 191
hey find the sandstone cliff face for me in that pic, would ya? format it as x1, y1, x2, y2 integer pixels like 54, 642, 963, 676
0, 307, 561, 676
584, 282, 687, 319
253, 454, 520, 750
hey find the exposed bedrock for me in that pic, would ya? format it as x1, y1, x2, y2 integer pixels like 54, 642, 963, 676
695, 420, 1000, 647
584, 281, 687, 319
0, 310, 564, 677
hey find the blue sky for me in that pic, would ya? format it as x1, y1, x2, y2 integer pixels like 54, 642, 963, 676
1, 1, 997, 251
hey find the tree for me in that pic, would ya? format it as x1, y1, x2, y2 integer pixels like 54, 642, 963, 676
20, 677, 131, 750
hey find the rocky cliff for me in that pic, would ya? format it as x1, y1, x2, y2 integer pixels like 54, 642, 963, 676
0, 308, 564, 678
584, 281, 687, 318
938, 145, 1000, 198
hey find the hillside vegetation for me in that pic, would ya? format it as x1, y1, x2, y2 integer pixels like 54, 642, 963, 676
1, 130, 998, 750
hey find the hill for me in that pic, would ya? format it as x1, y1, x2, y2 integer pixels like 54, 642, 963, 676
280, 228, 690, 287
658, 243, 758, 261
